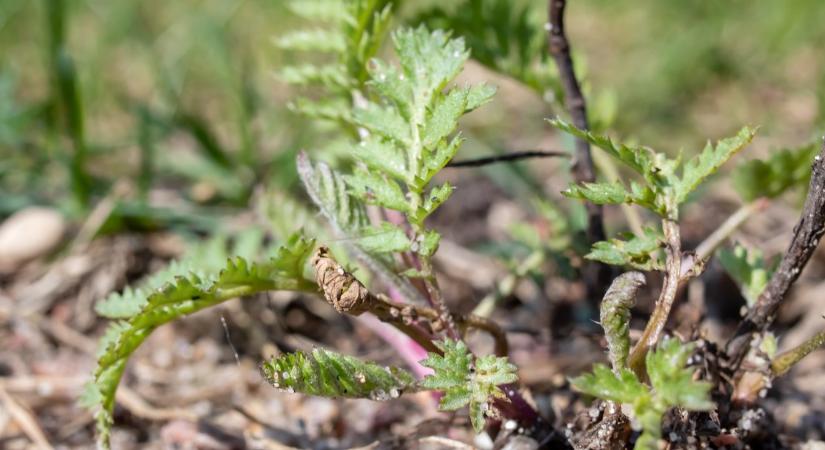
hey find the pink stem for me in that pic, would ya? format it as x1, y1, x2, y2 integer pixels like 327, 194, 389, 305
356, 314, 431, 379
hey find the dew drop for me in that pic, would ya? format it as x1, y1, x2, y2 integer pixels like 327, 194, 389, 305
370, 389, 389, 401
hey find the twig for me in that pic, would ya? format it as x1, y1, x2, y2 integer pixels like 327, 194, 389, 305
693, 198, 769, 265
313, 247, 509, 356
548, 0, 610, 299
0, 386, 54, 450
771, 323, 825, 377
628, 219, 682, 376
115, 387, 199, 423
446, 150, 568, 168
729, 141, 825, 364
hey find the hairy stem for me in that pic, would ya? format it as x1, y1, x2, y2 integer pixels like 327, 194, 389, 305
421, 264, 460, 340
771, 324, 825, 377
548, 0, 610, 303
628, 219, 681, 376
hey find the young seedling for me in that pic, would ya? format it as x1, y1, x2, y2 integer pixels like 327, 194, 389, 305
84, 18, 552, 448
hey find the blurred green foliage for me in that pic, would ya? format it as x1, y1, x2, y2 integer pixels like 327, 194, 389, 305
1, 0, 824, 225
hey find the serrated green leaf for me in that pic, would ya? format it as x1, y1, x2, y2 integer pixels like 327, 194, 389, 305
465, 84, 497, 111
298, 153, 369, 234
586, 227, 665, 271
279, 64, 349, 88
394, 27, 468, 101
422, 88, 469, 148
439, 385, 473, 410
718, 244, 775, 306
87, 235, 317, 449
571, 364, 649, 404
674, 127, 756, 204
424, 134, 463, 176
412, 0, 557, 95
353, 138, 409, 181
563, 181, 632, 205
275, 29, 346, 52
413, 182, 453, 222
355, 223, 411, 253
354, 102, 411, 145
415, 230, 441, 257
261, 348, 414, 399
282, 0, 392, 125
732, 142, 818, 202
419, 340, 518, 432
289, 97, 352, 123
550, 118, 664, 186
572, 338, 713, 450
95, 234, 252, 319
475, 355, 519, 386
286, 0, 352, 23
345, 170, 410, 212
646, 339, 714, 411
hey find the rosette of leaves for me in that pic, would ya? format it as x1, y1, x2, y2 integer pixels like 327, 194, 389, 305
571, 338, 714, 450
420, 340, 519, 431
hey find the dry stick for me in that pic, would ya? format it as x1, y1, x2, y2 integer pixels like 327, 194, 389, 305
693, 198, 770, 266
446, 150, 568, 167
728, 141, 825, 368
548, 0, 611, 301
628, 219, 682, 376
0, 386, 54, 450
312, 247, 507, 355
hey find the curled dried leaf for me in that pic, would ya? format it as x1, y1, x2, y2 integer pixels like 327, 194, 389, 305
312, 246, 371, 315
601, 271, 646, 372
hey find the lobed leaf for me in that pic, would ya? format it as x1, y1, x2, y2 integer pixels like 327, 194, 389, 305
732, 142, 819, 202
572, 338, 714, 450
261, 348, 415, 399
674, 127, 756, 204
570, 364, 648, 405
297, 153, 370, 233
586, 227, 665, 271
412, 0, 558, 94
563, 181, 632, 205
646, 338, 714, 411
86, 235, 317, 449
354, 223, 412, 253
275, 29, 346, 52
420, 340, 518, 432
549, 118, 664, 186
717, 244, 774, 306
345, 169, 410, 212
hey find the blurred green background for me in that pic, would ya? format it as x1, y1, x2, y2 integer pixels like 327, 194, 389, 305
1, 0, 823, 223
